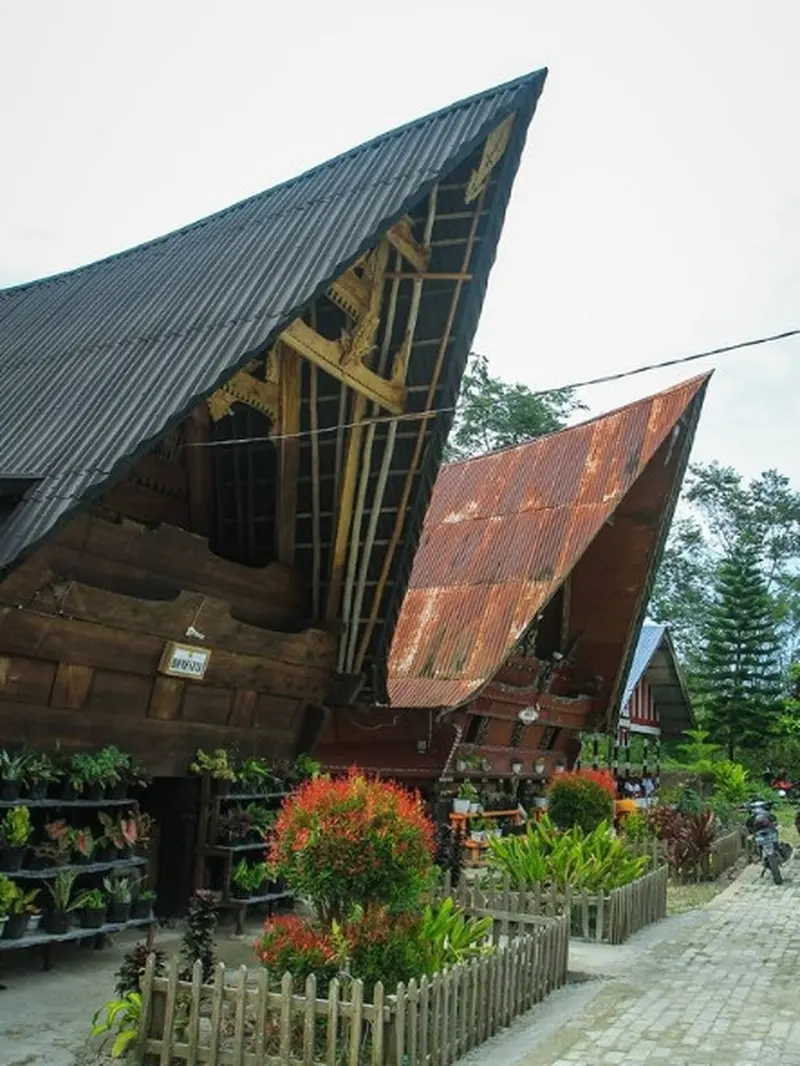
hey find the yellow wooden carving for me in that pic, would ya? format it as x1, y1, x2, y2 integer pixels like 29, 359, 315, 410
327, 265, 370, 320
465, 115, 515, 204
207, 356, 279, 423
387, 217, 430, 272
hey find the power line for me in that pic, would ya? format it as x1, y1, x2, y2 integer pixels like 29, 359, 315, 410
183, 327, 800, 449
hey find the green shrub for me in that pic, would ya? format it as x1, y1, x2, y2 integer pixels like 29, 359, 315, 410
548, 774, 614, 833
486, 816, 647, 892
711, 761, 749, 804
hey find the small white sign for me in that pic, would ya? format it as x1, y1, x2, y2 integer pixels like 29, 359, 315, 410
159, 642, 211, 680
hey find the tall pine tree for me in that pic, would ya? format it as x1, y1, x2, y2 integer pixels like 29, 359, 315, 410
699, 539, 784, 759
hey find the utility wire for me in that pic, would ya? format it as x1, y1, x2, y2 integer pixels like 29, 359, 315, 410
182, 327, 800, 449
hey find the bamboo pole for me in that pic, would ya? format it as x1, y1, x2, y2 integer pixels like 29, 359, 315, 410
354, 188, 487, 672
343, 190, 437, 672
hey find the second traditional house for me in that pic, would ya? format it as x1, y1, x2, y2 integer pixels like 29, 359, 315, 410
316, 374, 710, 795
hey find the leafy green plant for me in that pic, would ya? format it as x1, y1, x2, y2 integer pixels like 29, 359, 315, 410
179, 890, 218, 982
486, 816, 648, 892
548, 773, 614, 833
711, 760, 750, 804
45, 869, 93, 912
103, 874, 134, 904
292, 755, 321, 781
72, 827, 98, 860
457, 782, 479, 802
25, 752, 60, 786
0, 805, 33, 847
82, 889, 107, 910
232, 859, 269, 894
68, 752, 102, 790
0, 749, 30, 781
417, 897, 493, 973
91, 991, 142, 1059
189, 748, 236, 781
237, 757, 278, 790
6, 883, 39, 916
0, 873, 16, 917
98, 811, 138, 852
94, 746, 132, 788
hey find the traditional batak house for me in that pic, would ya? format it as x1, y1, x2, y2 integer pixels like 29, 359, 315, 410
0, 71, 548, 900
615, 623, 694, 763
316, 375, 710, 799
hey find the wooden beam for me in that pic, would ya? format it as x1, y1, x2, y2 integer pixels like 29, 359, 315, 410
325, 392, 367, 622
385, 272, 473, 281
183, 405, 212, 537
387, 217, 430, 272
280, 319, 403, 413
207, 365, 279, 423
275, 344, 301, 565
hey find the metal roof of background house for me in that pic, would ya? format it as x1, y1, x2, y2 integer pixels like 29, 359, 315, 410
0, 68, 547, 597
620, 623, 694, 738
620, 623, 666, 707
387, 374, 710, 709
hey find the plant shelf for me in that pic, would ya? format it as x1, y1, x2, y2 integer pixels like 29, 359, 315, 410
218, 791, 288, 803
206, 841, 270, 854
0, 796, 139, 810
12, 856, 147, 880
0, 914, 155, 952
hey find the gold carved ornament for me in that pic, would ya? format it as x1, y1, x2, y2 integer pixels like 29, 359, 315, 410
464, 115, 515, 204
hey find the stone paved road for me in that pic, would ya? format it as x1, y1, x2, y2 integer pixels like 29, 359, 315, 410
474, 859, 800, 1066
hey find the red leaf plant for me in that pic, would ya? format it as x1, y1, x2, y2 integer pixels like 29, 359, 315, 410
269, 770, 434, 924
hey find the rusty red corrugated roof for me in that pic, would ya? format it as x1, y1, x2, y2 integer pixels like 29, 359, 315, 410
387, 373, 710, 708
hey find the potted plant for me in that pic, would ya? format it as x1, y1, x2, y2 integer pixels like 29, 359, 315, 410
0, 873, 15, 938
127, 759, 153, 794
72, 827, 98, 865
24, 752, 61, 799
0, 749, 30, 801
453, 782, 479, 815
132, 810, 154, 855
218, 805, 255, 844
469, 817, 489, 843
130, 880, 157, 920
230, 859, 268, 899
237, 756, 278, 793
69, 752, 105, 801
77, 887, 107, 929
3, 883, 40, 939
189, 749, 236, 793
103, 873, 133, 923
97, 812, 137, 861
95, 746, 132, 799
43, 870, 92, 934
290, 755, 320, 784
31, 819, 72, 870
0, 806, 33, 872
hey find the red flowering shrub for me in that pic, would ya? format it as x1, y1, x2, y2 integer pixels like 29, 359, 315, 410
548, 771, 614, 833
254, 915, 339, 988
270, 771, 434, 922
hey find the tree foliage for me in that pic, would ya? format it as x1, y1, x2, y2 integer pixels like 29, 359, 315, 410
695, 539, 784, 759
445, 352, 586, 461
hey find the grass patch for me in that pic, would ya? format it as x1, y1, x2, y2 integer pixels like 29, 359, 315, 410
667, 880, 728, 916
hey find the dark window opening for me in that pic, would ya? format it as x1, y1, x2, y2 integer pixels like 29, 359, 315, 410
534, 588, 564, 660
465, 714, 489, 745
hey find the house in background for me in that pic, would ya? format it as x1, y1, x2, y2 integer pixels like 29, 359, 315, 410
616, 624, 694, 750
315, 375, 710, 793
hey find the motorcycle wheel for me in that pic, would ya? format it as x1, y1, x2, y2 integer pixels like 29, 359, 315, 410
768, 851, 783, 885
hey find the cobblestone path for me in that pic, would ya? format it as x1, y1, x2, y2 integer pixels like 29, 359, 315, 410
517, 862, 800, 1066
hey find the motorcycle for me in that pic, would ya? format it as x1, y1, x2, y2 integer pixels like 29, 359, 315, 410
742, 799, 791, 885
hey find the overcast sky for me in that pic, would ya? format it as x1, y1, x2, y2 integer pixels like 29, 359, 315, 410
1, 0, 798, 486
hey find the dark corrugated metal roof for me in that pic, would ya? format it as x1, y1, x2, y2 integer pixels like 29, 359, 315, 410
0, 68, 547, 591
387, 374, 710, 708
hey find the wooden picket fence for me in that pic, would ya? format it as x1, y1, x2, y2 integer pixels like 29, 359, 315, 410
135, 915, 569, 1065
439, 862, 668, 946
709, 826, 745, 877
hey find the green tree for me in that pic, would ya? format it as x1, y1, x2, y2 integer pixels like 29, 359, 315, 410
650, 462, 800, 666
446, 352, 586, 461
697, 539, 784, 759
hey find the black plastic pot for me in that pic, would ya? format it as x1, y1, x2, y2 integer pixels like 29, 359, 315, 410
44, 911, 71, 935
80, 907, 107, 929
0, 846, 26, 873
231, 883, 250, 900
26, 781, 48, 800
61, 782, 82, 801
131, 899, 154, 920
95, 845, 117, 863
107, 901, 131, 924
2, 913, 29, 939
86, 783, 106, 802
108, 781, 128, 800
0, 779, 21, 801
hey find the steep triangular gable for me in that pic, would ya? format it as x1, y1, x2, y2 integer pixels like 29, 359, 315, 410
0, 69, 547, 591
388, 374, 709, 708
